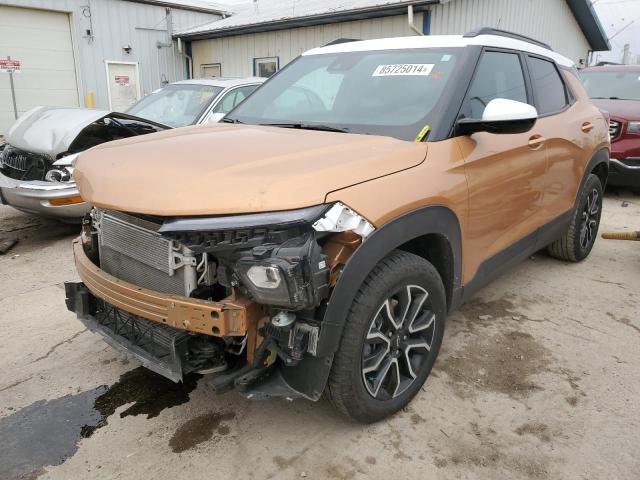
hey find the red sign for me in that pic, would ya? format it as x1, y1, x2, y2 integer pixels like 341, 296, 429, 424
0, 59, 21, 73
114, 75, 130, 86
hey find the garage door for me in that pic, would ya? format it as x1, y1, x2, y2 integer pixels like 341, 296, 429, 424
0, 5, 79, 135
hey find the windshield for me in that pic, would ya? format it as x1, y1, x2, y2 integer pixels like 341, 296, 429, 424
127, 84, 223, 127
580, 71, 640, 101
227, 49, 461, 141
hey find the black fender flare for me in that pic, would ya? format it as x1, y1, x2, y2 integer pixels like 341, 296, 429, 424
576, 147, 609, 207
278, 205, 463, 400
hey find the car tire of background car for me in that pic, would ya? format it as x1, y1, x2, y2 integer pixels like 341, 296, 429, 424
547, 174, 603, 262
325, 250, 446, 423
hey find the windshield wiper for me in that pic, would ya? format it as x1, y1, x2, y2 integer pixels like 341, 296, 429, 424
591, 96, 622, 100
221, 117, 243, 124
258, 122, 350, 133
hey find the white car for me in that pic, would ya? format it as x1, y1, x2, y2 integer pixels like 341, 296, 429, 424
0, 77, 265, 220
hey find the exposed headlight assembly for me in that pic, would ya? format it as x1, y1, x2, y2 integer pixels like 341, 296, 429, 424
234, 233, 330, 309
627, 121, 640, 135
45, 153, 78, 183
160, 202, 374, 309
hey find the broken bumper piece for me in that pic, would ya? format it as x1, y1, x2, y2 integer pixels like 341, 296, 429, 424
71, 238, 259, 337
65, 282, 190, 382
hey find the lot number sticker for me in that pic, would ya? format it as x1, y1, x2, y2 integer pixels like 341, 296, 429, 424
372, 64, 434, 76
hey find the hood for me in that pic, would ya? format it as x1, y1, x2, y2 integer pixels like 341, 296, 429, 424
5, 106, 170, 159
74, 123, 428, 216
6, 106, 112, 157
590, 99, 640, 121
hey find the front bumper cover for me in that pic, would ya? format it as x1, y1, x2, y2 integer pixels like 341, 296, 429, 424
0, 172, 88, 218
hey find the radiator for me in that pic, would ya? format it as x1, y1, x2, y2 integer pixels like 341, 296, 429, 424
96, 209, 197, 296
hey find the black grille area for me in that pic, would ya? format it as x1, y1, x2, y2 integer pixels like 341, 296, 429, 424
0, 145, 51, 180
609, 121, 621, 141
168, 228, 271, 253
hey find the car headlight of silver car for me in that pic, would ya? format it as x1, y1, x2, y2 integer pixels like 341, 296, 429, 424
44, 153, 78, 183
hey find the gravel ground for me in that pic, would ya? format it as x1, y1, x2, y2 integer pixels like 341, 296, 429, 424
0, 192, 639, 480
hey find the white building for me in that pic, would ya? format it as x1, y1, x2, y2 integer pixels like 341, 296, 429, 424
0, 0, 226, 134
176, 0, 609, 79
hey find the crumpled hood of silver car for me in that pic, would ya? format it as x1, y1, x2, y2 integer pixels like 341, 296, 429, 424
5, 106, 111, 158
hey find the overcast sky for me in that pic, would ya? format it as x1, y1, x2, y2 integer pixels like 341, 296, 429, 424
592, 0, 640, 63
209, 0, 640, 63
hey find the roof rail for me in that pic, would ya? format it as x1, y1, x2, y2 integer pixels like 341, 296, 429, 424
323, 38, 360, 47
463, 28, 552, 51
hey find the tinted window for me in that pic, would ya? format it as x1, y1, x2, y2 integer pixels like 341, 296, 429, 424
467, 51, 528, 118
528, 57, 567, 114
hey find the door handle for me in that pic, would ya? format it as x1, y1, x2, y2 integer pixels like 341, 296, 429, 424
581, 122, 594, 133
528, 135, 546, 150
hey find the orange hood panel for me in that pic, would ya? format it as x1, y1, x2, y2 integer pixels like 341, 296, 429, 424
74, 123, 427, 216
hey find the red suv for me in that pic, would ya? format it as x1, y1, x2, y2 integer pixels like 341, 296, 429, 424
581, 65, 640, 189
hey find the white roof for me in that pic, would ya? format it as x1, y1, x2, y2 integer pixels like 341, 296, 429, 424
177, 0, 433, 35
304, 34, 574, 67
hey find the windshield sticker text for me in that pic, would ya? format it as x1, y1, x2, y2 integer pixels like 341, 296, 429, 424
372, 64, 435, 77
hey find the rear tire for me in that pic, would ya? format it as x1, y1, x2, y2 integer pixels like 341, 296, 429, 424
325, 250, 446, 423
547, 174, 603, 262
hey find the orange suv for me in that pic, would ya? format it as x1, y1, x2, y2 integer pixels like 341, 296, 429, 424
65, 28, 610, 422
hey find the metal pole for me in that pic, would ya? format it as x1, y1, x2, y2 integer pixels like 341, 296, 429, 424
7, 56, 18, 120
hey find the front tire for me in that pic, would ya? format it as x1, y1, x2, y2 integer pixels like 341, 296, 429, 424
547, 174, 603, 262
325, 250, 446, 423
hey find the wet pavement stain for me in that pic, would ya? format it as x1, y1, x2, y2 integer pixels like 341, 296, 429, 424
0, 367, 200, 479
440, 330, 551, 399
0, 387, 105, 480
168, 411, 235, 453
81, 367, 201, 437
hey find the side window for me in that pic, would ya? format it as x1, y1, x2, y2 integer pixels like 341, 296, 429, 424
527, 56, 568, 115
212, 85, 258, 114
467, 51, 528, 119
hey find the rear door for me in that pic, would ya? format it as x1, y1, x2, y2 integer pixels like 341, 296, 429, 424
524, 55, 593, 223
455, 49, 547, 277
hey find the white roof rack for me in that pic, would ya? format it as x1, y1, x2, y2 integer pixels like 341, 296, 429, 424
304, 34, 574, 68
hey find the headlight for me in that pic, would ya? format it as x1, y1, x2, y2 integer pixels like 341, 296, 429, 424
236, 259, 299, 307
45, 153, 78, 183
44, 166, 73, 182
627, 121, 640, 135
246, 265, 282, 289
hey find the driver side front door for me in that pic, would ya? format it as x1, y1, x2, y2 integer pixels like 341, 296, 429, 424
456, 49, 547, 283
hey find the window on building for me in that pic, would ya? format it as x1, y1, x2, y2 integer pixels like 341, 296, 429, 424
201, 63, 222, 78
527, 56, 568, 115
254, 57, 279, 77
212, 85, 260, 114
467, 51, 528, 118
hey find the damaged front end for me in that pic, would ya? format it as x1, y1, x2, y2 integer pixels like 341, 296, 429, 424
65, 203, 373, 399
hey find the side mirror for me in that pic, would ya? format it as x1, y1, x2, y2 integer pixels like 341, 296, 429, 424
456, 98, 538, 135
206, 112, 226, 123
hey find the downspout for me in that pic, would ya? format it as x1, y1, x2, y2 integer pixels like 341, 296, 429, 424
177, 37, 194, 79
407, 5, 423, 36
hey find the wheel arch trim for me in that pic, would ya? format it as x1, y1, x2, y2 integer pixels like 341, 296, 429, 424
317, 204, 462, 357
